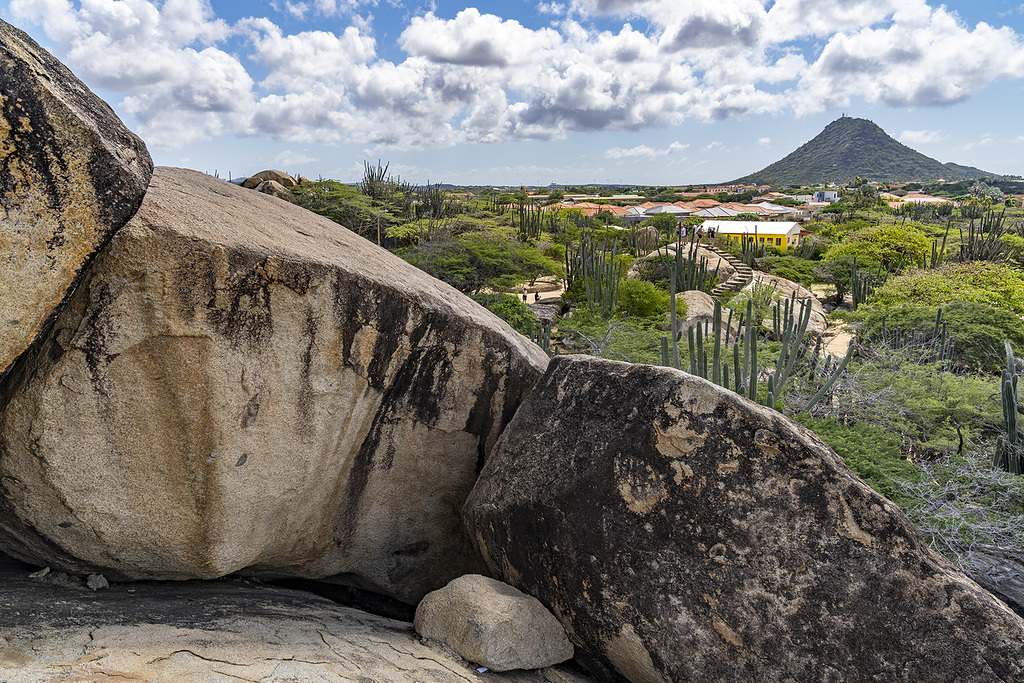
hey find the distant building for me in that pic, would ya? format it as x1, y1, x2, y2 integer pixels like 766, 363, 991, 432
813, 191, 839, 203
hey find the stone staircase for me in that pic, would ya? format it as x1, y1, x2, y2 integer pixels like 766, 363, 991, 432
705, 244, 753, 297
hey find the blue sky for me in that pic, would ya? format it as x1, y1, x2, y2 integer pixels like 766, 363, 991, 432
4, 0, 1024, 186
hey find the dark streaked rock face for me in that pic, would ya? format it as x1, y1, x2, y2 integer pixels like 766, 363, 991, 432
0, 19, 153, 382
465, 355, 1024, 683
0, 167, 548, 604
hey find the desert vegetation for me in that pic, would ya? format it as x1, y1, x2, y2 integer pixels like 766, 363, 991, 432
290, 164, 1024, 577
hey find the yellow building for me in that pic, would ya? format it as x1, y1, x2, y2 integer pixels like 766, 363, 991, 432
700, 220, 804, 250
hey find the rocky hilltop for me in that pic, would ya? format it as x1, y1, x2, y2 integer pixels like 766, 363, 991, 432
2, 17, 1023, 683
733, 116, 997, 185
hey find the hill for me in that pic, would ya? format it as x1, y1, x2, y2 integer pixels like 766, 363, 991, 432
732, 117, 1000, 186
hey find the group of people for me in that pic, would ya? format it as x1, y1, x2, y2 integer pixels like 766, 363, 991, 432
675, 224, 716, 244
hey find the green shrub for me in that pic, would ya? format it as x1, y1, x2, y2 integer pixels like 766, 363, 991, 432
544, 243, 566, 261
807, 349, 1003, 452
617, 278, 671, 319
557, 309, 665, 364
821, 223, 930, 267
859, 301, 1024, 373
795, 416, 919, 505
868, 262, 1024, 315
727, 280, 782, 327
756, 255, 817, 287
291, 180, 380, 239
471, 294, 537, 335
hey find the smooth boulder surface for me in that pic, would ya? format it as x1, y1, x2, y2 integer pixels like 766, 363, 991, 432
465, 355, 1024, 683
744, 273, 826, 337
242, 168, 297, 188
675, 290, 740, 342
415, 574, 574, 672
0, 19, 153, 382
256, 178, 297, 203
0, 166, 548, 604
0, 553, 594, 682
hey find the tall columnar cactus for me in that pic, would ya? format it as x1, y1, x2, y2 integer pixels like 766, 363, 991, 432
662, 277, 850, 412
566, 232, 624, 318
994, 340, 1023, 474
530, 321, 557, 358
870, 307, 955, 365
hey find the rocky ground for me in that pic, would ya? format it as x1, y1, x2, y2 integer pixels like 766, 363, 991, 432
0, 552, 594, 683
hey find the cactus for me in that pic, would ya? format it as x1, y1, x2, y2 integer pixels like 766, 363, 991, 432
566, 233, 624, 318
662, 273, 850, 411
530, 321, 557, 357
994, 340, 1023, 474
959, 209, 1011, 263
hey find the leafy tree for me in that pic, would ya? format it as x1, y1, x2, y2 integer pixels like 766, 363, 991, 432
644, 212, 679, 243
821, 223, 930, 267
970, 180, 1003, 203
290, 180, 381, 240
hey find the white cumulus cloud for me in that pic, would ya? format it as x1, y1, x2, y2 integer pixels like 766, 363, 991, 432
10, 0, 1024, 157
899, 129, 947, 144
605, 141, 688, 159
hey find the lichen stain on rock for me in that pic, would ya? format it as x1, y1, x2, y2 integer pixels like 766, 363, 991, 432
669, 460, 693, 485
667, 379, 721, 416
604, 624, 667, 683
836, 495, 875, 547
615, 456, 667, 515
711, 614, 744, 647
753, 428, 784, 459
653, 421, 705, 460
171, 247, 321, 352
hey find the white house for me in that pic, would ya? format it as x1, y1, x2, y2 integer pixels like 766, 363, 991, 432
700, 220, 804, 250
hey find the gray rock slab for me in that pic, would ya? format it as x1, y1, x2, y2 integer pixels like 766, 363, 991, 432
0, 552, 594, 683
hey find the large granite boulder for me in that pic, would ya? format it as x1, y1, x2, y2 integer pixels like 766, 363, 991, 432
464, 355, 1024, 682
0, 19, 153, 382
675, 290, 740, 342
0, 167, 548, 603
0, 552, 594, 682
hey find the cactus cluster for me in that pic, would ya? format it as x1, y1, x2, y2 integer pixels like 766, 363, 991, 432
850, 256, 902, 309
667, 235, 720, 294
530, 321, 558, 357
870, 307, 955, 366
958, 208, 1011, 263
994, 340, 1023, 474
565, 233, 624, 318
662, 284, 853, 413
